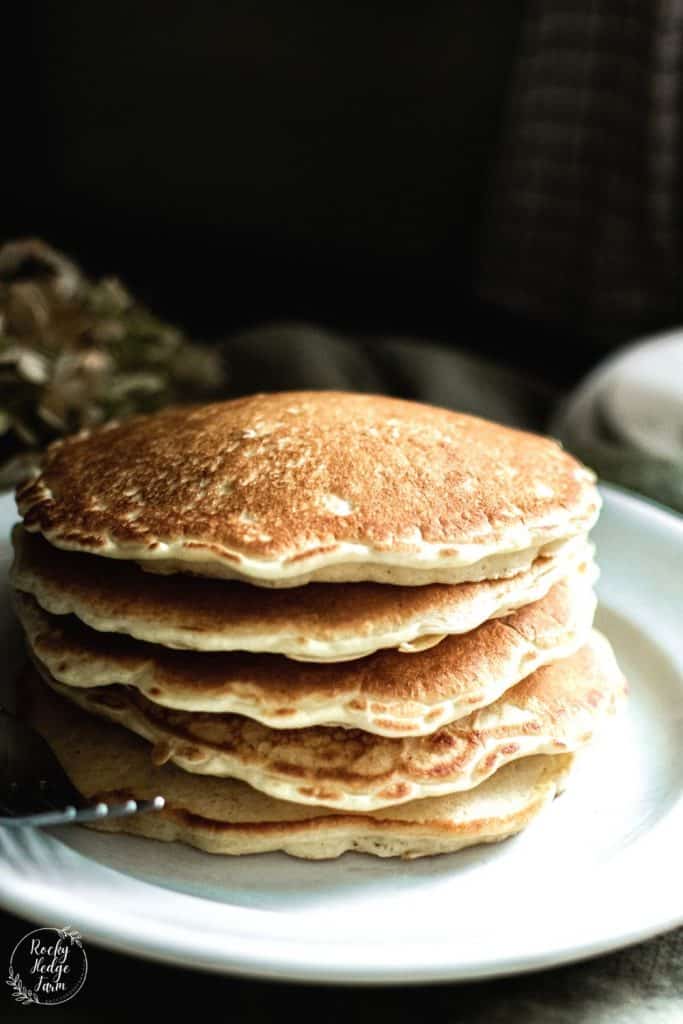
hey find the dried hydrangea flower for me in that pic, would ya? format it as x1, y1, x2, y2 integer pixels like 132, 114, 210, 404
0, 239, 225, 487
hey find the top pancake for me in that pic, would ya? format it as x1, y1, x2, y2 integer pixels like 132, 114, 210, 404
16, 391, 600, 586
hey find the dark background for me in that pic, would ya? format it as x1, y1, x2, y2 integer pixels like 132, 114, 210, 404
9, 1, 590, 379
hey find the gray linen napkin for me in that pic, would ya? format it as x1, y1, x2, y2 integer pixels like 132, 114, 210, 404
222, 322, 557, 431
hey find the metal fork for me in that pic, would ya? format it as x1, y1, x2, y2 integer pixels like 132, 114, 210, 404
0, 705, 164, 827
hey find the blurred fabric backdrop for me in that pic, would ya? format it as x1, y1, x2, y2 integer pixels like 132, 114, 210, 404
10, 3, 519, 346
10, 0, 682, 383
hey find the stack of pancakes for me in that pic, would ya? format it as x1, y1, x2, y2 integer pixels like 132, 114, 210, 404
11, 392, 626, 859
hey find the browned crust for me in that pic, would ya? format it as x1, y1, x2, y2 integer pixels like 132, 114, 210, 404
21, 667, 573, 856
10, 524, 590, 663
14, 571, 592, 713
86, 786, 547, 840
35, 635, 625, 804
16, 392, 598, 568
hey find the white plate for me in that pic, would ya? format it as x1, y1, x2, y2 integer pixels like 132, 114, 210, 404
0, 484, 682, 984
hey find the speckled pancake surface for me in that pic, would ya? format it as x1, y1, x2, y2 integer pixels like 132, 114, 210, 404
10, 525, 592, 661
16, 392, 600, 586
15, 570, 597, 736
35, 632, 624, 811
23, 669, 574, 860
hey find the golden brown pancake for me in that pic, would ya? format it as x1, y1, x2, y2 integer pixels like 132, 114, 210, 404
15, 572, 596, 736
34, 632, 624, 811
23, 668, 574, 859
16, 392, 600, 586
11, 525, 593, 661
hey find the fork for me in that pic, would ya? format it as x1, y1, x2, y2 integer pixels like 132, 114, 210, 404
0, 705, 164, 827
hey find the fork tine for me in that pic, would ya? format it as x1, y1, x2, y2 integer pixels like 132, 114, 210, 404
109, 796, 165, 819
0, 795, 165, 828
74, 796, 165, 823
71, 801, 113, 823
0, 702, 166, 828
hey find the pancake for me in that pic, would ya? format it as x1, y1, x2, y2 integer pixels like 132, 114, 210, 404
34, 632, 624, 811
10, 525, 593, 661
23, 668, 574, 859
16, 392, 600, 587
15, 572, 597, 736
